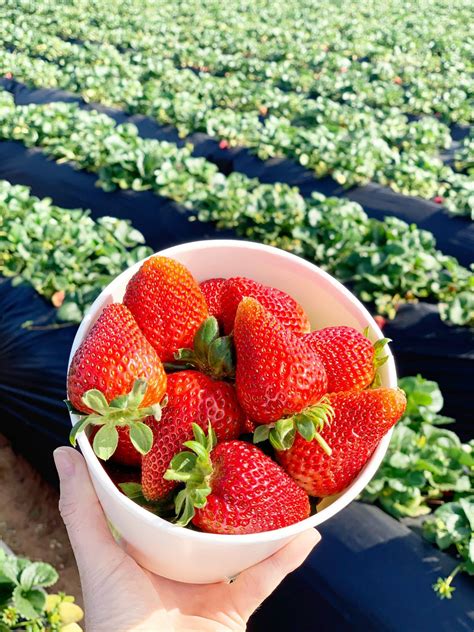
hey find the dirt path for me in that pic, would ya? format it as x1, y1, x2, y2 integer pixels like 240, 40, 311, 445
0, 434, 82, 605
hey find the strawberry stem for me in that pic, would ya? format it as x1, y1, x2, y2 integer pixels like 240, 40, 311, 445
313, 431, 332, 456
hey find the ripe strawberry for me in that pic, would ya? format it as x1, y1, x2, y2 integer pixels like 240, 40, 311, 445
276, 388, 406, 497
67, 303, 167, 462
242, 417, 257, 434
199, 278, 226, 325
123, 256, 209, 362
220, 277, 310, 335
303, 326, 389, 392
142, 370, 244, 501
234, 298, 327, 428
165, 425, 310, 534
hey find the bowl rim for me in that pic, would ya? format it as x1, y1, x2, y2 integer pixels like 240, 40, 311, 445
72, 239, 397, 544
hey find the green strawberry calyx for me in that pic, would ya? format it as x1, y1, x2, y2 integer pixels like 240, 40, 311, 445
66, 379, 166, 461
164, 423, 217, 527
165, 317, 235, 380
119, 482, 176, 518
363, 327, 391, 388
253, 397, 335, 454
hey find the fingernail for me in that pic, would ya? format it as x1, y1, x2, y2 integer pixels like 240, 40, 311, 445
54, 447, 75, 478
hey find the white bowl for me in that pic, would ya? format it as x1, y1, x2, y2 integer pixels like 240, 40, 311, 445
68, 240, 397, 584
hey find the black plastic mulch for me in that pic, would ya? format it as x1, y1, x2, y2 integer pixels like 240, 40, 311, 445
248, 502, 474, 632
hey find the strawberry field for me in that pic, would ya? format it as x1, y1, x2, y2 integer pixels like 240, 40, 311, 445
0, 0, 473, 628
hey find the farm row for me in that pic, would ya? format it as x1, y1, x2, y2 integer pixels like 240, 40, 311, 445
3, 0, 473, 125
1, 92, 472, 325
0, 5, 473, 217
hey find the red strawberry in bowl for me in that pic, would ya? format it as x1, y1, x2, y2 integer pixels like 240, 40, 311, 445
220, 277, 310, 334
123, 255, 209, 361
199, 277, 226, 326
164, 424, 310, 534
234, 298, 330, 451
67, 303, 167, 462
142, 370, 244, 501
276, 388, 406, 497
303, 326, 389, 392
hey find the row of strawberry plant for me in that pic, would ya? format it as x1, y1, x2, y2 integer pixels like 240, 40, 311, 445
361, 375, 474, 599
0, 92, 471, 325
1, 46, 472, 219
455, 132, 474, 176
3, 0, 473, 124
0, 178, 151, 321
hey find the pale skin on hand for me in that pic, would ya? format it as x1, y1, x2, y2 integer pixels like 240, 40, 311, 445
54, 447, 320, 632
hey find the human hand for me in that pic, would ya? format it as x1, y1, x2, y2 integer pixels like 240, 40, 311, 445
54, 447, 320, 632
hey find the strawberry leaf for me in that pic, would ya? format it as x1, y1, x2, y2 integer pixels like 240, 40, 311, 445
129, 422, 153, 455
19, 563, 58, 590
194, 317, 219, 362
296, 418, 316, 442
165, 453, 198, 481
174, 348, 196, 362
119, 482, 144, 500
81, 389, 109, 415
270, 418, 296, 451
92, 424, 119, 460
12, 586, 44, 619
207, 336, 234, 378
253, 425, 271, 444
174, 490, 196, 526
119, 483, 175, 517
109, 394, 130, 409
69, 417, 91, 446
126, 379, 148, 409
192, 423, 207, 446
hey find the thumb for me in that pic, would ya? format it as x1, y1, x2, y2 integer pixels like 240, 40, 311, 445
54, 447, 125, 579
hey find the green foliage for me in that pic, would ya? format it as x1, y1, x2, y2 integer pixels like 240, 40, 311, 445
1, 91, 471, 324
0, 0, 472, 215
0, 550, 83, 630
0, 179, 151, 322
360, 376, 474, 598
0, 550, 52, 628
424, 498, 474, 599
455, 132, 474, 176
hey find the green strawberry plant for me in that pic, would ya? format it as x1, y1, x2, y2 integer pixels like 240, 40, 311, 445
0, 179, 151, 322
0, 95, 472, 326
0, 2, 472, 216
424, 498, 474, 600
361, 375, 474, 598
455, 133, 474, 176
0, 548, 83, 631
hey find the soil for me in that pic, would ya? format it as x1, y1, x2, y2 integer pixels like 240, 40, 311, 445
0, 433, 83, 605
